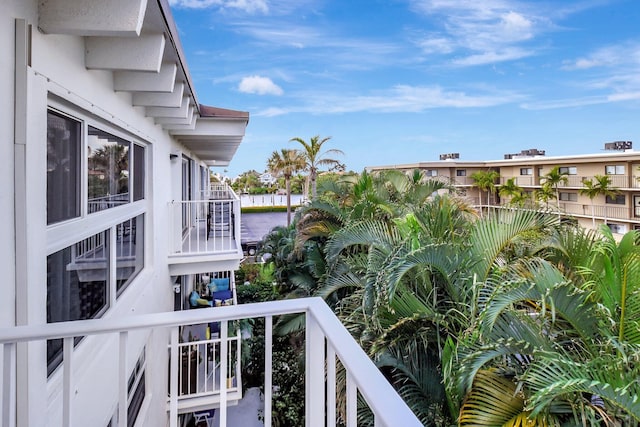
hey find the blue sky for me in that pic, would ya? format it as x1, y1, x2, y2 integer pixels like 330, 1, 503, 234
168, 0, 640, 177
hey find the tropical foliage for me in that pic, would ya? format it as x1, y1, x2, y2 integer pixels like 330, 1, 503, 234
251, 168, 640, 426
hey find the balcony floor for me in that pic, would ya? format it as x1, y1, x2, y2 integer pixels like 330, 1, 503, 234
179, 220, 238, 255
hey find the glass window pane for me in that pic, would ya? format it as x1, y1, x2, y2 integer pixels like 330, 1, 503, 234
88, 127, 130, 213
116, 214, 145, 295
47, 231, 109, 374
47, 111, 81, 224
133, 144, 145, 202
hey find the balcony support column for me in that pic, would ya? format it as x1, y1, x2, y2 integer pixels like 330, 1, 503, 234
305, 313, 325, 427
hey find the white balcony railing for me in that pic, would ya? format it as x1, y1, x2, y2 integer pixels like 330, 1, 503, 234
0, 298, 421, 427
169, 192, 241, 256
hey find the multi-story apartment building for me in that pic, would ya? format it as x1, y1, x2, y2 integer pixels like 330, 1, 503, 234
367, 146, 640, 235
1, 2, 420, 427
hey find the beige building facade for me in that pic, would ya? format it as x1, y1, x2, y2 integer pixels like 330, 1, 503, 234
368, 149, 640, 235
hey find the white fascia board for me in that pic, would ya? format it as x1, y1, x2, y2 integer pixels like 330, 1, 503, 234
132, 82, 184, 107
146, 97, 190, 119
39, 0, 147, 36
172, 118, 247, 137
114, 63, 177, 92
86, 34, 165, 71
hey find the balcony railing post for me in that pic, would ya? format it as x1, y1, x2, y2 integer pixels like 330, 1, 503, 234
62, 337, 73, 427
326, 343, 336, 427
305, 312, 325, 427
1, 343, 15, 427
169, 327, 179, 427
346, 371, 356, 426
264, 316, 273, 427
118, 331, 128, 427
220, 320, 229, 427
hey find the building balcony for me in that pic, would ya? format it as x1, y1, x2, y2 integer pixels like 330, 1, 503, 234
168, 185, 243, 275
0, 298, 422, 427
559, 202, 629, 220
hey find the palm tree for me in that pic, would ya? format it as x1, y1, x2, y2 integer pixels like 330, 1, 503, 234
540, 166, 568, 210
580, 174, 619, 226
267, 149, 304, 225
448, 222, 640, 426
290, 135, 344, 200
470, 170, 500, 215
498, 177, 526, 207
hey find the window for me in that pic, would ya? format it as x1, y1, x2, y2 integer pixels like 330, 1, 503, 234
47, 231, 109, 374
605, 165, 625, 175
87, 127, 130, 213
456, 169, 466, 177
127, 350, 146, 427
106, 349, 147, 427
608, 223, 626, 234
133, 144, 145, 202
520, 168, 532, 175
559, 166, 577, 175
559, 192, 577, 202
425, 169, 438, 177
606, 194, 625, 205
116, 215, 145, 295
47, 111, 81, 225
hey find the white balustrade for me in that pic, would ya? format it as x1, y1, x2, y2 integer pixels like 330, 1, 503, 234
0, 298, 422, 427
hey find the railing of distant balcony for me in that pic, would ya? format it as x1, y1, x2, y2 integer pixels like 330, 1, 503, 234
169, 190, 241, 256
88, 193, 130, 214
0, 298, 421, 427
559, 202, 628, 220
177, 332, 241, 397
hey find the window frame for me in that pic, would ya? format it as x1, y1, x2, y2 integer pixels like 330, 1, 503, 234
559, 166, 577, 175
605, 165, 625, 175
559, 192, 578, 202
46, 101, 150, 375
605, 194, 625, 205
47, 109, 83, 225
520, 167, 533, 176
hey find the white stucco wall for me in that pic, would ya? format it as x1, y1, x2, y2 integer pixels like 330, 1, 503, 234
5, 2, 202, 426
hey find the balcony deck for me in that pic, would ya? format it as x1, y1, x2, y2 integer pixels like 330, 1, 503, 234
168, 187, 244, 274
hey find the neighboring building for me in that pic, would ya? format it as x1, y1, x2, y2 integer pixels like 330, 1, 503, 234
259, 172, 277, 186
367, 145, 640, 234
1, 2, 420, 427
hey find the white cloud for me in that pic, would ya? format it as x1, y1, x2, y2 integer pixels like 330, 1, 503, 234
254, 84, 522, 116
452, 47, 533, 66
417, 35, 454, 54
169, 0, 268, 13
563, 42, 640, 70
238, 75, 283, 95
409, 0, 545, 66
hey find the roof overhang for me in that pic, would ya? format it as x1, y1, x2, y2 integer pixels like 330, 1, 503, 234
38, 0, 249, 164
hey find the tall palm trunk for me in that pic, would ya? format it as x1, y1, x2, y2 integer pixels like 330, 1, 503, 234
286, 176, 292, 225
